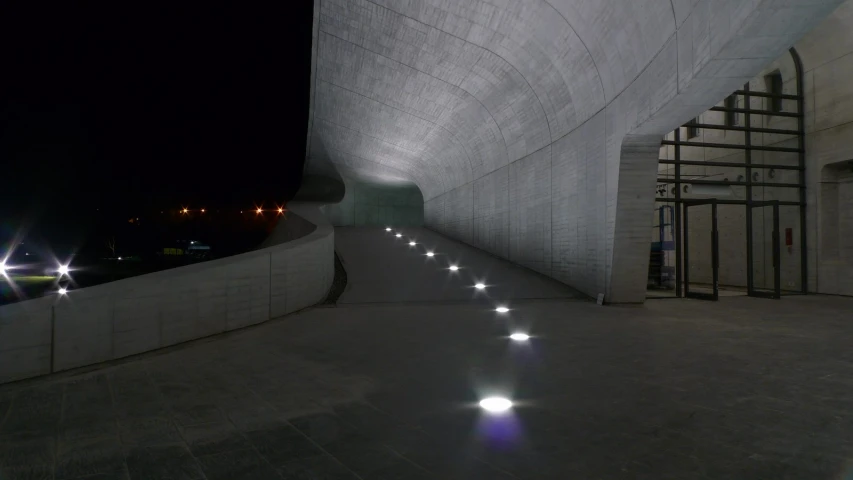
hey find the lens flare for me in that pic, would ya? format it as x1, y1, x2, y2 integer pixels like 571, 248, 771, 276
495, 306, 509, 313
509, 333, 530, 342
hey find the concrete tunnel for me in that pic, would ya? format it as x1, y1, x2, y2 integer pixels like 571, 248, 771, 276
302, 0, 843, 303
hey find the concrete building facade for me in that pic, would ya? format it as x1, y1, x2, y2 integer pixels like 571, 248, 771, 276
305, 0, 846, 303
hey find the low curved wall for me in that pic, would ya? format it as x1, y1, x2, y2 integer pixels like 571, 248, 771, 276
0, 202, 334, 384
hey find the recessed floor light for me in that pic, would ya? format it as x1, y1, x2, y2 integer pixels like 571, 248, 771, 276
426, 252, 435, 257
474, 283, 486, 290
509, 333, 530, 342
479, 397, 513, 413
449, 265, 459, 271
495, 306, 509, 313
409, 242, 416, 246
386, 227, 392, 231
396, 233, 402, 238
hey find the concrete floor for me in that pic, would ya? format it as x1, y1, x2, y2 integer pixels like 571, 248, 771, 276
2, 227, 853, 479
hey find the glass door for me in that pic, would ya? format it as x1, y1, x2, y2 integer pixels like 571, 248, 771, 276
683, 200, 719, 301
748, 201, 781, 299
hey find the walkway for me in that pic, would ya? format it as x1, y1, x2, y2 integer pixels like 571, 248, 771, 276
1, 227, 853, 479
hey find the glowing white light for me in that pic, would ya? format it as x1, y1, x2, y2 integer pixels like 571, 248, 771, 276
395, 233, 402, 238
58, 288, 68, 295
479, 397, 513, 413
426, 252, 435, 257
495, 306, 509, 313
449, 265, 459, 271
474, 283, 486, 290
409, 242, 416, 246
58, 265, 70, 275
0, 263, 6, 274
386, 227, 392, 232
118, 257, 123, 261
510, 333, 530, 342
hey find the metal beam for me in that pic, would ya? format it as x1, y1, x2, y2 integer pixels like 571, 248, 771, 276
661, 140, 801, 153
684, 123, 799, 136
709, 106, 800, 118
658, 159, 803, 171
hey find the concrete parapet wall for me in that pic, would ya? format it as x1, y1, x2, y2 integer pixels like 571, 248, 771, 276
0, 203, 334, 384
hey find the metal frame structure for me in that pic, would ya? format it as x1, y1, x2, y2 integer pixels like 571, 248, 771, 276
651, 47, 807, 299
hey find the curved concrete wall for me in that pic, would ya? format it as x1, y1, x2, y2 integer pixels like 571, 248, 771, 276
307, 0, 844, 303
0, 203, 334, 384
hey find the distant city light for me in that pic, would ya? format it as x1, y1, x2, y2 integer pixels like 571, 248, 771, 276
474, 283, 486, 290
479, 397, 513, 413
426, 252, 435, 257
449, 265, 459, 271
118, 257, 123, 261
278, 208, 284, 214
201, 209, 205, 213
495, 306, 509, 313
257, 208, 263, 214
182, 208, 188, 214
58, 287, 68, 295
510, 333, 530, 342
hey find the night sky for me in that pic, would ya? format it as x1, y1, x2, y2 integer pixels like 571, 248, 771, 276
1, 3, 314, 254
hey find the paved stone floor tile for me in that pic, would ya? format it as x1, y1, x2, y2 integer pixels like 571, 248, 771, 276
118, 416, 183, 447
196, 448, 283, 480
180, 421, 253, 456
54, 437, 125, 479
246, 424, 326, 467
0, 464, 54, 480
279, 455, 360, 479
0, 433, 56, 469
124, 444, 205, 480
170, 403, 225, 426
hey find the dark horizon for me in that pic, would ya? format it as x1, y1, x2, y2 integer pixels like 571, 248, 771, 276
1, 3, 314, 253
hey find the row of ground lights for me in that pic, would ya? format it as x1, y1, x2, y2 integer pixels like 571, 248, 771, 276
386, 226, 527, 415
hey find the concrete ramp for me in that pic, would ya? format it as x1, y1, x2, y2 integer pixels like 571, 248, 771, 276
335, 226, 585, 305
